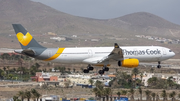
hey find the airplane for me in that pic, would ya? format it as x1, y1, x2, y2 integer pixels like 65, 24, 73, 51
12, 24, 175, 75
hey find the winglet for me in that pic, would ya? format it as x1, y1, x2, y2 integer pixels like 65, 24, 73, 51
114, 43, 119, 48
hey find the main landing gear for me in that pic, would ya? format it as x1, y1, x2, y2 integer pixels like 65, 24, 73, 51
83, 65, 109, 75
157, 61, 161, 69
98, 67, 109, 75
83, 65, 94, 73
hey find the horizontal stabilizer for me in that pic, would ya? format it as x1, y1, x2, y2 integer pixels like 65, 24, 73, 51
14, 49, 23, 54
14, 49, 35, 56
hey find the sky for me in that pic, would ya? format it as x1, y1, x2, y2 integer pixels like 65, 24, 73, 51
31, 0, 180, 25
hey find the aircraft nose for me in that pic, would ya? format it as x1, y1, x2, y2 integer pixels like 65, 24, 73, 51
172, 51, 175, 57
161, 48, 175, 61
168, 50, 175, 58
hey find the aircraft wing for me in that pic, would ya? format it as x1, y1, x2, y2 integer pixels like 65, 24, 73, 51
108, 43, 123, 61
99, 43, 123, 64
83, 43, 124, 65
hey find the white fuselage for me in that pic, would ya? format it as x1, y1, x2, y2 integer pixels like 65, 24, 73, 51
51, 46, 175, 64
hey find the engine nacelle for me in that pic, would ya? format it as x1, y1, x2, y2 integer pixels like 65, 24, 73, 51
118, 59, 139, 68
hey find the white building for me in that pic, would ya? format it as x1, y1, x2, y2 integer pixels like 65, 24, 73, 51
142, 72, 180, 86
142, 72, 154, 86
50, 37, 66, 41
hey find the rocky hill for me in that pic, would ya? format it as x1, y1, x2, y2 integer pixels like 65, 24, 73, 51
0, 0, 180, 37
103, 12, 180, 38
0, 0, 124, 37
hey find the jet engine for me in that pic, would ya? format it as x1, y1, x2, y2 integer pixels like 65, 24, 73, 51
118, 59, 139, 68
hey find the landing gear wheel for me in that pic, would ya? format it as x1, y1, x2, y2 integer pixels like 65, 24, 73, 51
98, 70, 104, 75
83, 69, 89, 73
83, 65, 94, 73
103, 67, 109, 71
88, 66, 94, 71
157, 65, 161, 69
157, 61, 161, 69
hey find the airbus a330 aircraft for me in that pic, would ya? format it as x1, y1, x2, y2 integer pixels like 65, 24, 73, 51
12, 24, 175, 75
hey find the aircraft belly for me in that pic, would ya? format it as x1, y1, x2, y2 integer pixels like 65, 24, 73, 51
54, 54, 88, 63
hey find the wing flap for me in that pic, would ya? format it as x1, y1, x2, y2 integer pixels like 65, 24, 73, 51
82, 57, 108, 64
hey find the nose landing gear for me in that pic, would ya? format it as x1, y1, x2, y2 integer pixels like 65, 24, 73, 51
157, 61, 161, 68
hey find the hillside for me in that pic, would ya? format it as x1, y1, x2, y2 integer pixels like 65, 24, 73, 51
0, 0, 126, 36
0, 0, 180, 58
0, 0, 180, 37
103, 12, 180, 38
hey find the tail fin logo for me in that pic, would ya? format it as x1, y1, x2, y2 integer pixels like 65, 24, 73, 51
16, 32, 33, 46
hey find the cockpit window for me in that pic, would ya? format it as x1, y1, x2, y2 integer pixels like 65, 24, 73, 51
169, 50, 172, 52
